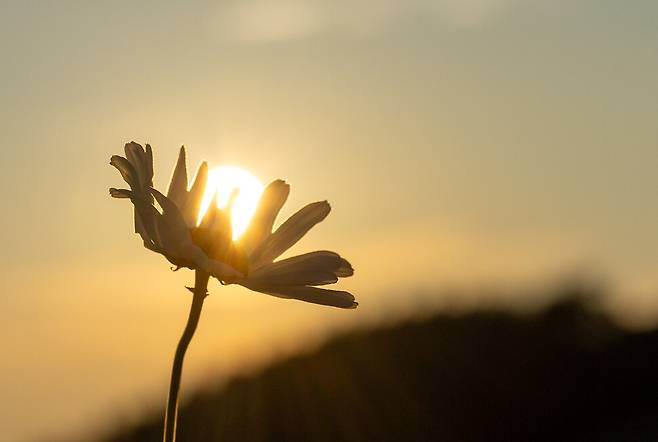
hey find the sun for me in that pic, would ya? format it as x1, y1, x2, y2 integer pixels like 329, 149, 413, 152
197, 166, 264, 239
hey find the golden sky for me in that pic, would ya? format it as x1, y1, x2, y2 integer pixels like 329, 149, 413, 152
1, 1, 658, 440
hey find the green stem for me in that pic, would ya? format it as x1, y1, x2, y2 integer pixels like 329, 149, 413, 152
163, 270, 210, 442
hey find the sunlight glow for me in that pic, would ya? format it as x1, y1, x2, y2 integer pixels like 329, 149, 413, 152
198, 166, 264, 239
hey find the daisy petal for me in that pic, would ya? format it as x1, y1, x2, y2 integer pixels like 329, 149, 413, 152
149, 194, 220, 273
124, 142, 143, 166
194, 204, 232, 261
336, 258, 354, 277
182, 161, 208, 227
124, 142, 147, 187
133, 201, 161, 246
145, 144, 154, 184
250, 200, 331, 266
247, 285, 357, 309
151, 188, 193, 250
167, 146, 188, 209
152, 188, 184, 217
197, 192, 219, 231
110, 155, 139, 187
248, 251, 347, 286
239, 180, 290, 254
109, 188, 133, 198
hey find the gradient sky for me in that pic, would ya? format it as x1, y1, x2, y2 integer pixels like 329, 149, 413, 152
2, 1, 658, 440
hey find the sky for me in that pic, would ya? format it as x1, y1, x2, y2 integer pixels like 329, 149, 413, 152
1, 1, 657, 440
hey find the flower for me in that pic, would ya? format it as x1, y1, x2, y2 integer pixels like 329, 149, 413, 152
110, 142, 357, 309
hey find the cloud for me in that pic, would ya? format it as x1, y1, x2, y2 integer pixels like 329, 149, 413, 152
214, 0, 524, 43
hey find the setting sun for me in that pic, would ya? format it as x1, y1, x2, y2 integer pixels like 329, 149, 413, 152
198, 166, 263, 239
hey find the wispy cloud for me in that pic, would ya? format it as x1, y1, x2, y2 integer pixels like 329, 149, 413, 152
214, 0, 524, 43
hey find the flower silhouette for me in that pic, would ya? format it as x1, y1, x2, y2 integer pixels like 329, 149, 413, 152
110, 142, 356, 309
110, 141, 357, 441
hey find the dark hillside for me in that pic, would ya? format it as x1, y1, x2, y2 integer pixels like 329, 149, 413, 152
104, 294, 658, 442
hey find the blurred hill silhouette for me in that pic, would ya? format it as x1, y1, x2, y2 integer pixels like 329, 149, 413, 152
102, 288, 658, 442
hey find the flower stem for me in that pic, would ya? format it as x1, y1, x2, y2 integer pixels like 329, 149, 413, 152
163, 270, 210, 442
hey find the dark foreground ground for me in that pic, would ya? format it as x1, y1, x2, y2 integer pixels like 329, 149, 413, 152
103, 291, 658, 442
